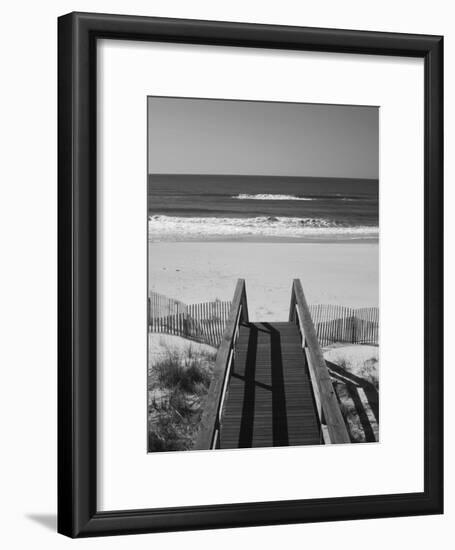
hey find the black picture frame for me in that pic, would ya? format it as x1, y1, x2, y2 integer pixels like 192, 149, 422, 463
58, 12, 443, 538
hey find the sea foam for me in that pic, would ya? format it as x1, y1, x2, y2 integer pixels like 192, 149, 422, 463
148, 215, 378, 240
232, 193, 314, 201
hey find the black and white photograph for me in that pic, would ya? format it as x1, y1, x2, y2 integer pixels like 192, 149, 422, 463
0, 0, 447, 544
147, 97, 379, 452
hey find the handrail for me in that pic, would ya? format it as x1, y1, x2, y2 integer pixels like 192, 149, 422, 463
194, 279, 249, 450
289, 279, 350, 444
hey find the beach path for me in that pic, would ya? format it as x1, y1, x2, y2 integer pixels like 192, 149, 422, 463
219, 321, 321, 449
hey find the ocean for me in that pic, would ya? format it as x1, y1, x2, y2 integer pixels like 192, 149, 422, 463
148, 174, 379, 242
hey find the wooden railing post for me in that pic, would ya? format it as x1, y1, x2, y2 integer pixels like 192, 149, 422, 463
291, 279, 350, 445
194, 279, 247, 450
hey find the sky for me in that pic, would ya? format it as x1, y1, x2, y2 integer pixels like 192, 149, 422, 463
148, 97, 378, 179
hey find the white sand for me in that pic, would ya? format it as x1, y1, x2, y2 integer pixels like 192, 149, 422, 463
324, 345, 379, 368
149, 333, 216, 365
149, 242, 378, 321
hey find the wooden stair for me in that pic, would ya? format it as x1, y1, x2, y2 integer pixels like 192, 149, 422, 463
219, 321, 321, 449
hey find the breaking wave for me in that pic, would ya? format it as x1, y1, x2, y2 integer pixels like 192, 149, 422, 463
232, 193, 314, 201
148, 215, 378, 240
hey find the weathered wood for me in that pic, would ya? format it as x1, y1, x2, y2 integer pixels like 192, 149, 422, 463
220, 322, 321, 448
308, 303, 379, 346
194, 279, 248, 450
290, 279, 350, 445
148, 291, 232, 346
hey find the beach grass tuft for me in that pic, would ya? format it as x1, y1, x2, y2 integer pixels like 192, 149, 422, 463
148, 342, 216, 452
155, 349, 212, 394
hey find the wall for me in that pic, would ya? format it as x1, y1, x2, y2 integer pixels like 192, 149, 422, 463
0, 0, 451, 548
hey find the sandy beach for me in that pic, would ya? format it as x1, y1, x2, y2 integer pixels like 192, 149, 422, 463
148, 242, 378, 321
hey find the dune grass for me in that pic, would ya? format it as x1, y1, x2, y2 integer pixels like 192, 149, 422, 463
148, 343, 216, 452
155, 348, 212, 394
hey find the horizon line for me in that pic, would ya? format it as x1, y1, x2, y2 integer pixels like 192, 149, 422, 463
147, 173, 379, 181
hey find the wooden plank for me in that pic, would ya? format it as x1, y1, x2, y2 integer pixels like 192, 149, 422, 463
220, 322, 321, 449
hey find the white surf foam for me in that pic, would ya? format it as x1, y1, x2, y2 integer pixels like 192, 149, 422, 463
148, 215, 378, 240
232, 194, 314, 201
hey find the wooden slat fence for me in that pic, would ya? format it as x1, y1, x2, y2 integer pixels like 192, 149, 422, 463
309, 304, 379, 346
148, 291, 188, 318
148, 292, 231, 348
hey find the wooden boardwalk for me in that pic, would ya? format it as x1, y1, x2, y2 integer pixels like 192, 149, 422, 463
220, 322, 321, 448
194, 280, 351, 450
